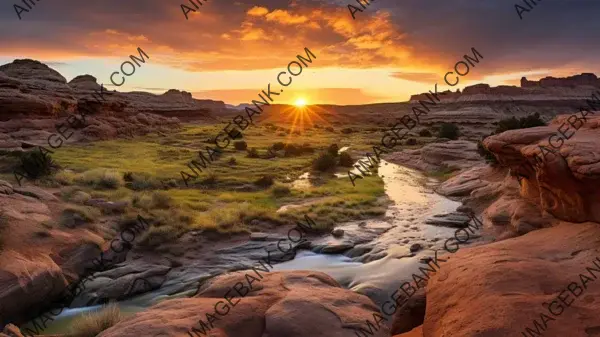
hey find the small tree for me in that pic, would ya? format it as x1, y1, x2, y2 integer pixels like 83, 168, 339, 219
438, 123, 460, 140
246, 148, 259, 158
327, 144, 339, 156
477, 140, 498, 165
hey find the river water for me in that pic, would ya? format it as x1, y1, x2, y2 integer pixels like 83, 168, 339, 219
32, 159, 467, 334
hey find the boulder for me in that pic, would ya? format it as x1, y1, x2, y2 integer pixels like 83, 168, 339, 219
391, 289, 426, 335
423, 222, 600, 337
97, 271, 389, 337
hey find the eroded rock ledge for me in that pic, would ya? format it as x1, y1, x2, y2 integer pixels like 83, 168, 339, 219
484, 114, 600, 223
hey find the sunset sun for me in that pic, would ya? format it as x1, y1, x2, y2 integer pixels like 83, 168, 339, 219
294, 98, 307, 107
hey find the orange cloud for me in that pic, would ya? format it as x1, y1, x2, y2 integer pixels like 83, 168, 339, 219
247, 6, 269, 17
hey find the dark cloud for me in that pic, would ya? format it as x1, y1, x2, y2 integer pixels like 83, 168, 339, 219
0, 0, 598, 75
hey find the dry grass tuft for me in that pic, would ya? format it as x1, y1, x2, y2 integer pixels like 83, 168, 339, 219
70, 303, 123, 337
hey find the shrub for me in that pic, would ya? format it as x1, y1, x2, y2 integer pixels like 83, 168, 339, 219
325, 127, 335, 132
271, 184, 291, 197
234, 141, 248, 151
405, 138, 418, 145
59, 206, 100, 228
494, 112, 546, 134
77, 169, 124, 189
201, 172, 218, 186
284, 144, 302, 157
272, 142, 285, 151
338, 152, 354, 167
438, 123, 460, 140
327, 144, 340, 156
312, 152, 337, 172
54, 170, 77, 185
247, 148, 259, 158
228, 157, 237, 166
70, 303, 123, 337
129, 173, 161, 191
17, 150, 55, 179
254, 175, 274, 188
419, 129, 432, 137
341, 128, 354, 134
151, 191, 172, 209
477, 140, 498, 164
71, 191, 91, 204
123, 172, 134, 182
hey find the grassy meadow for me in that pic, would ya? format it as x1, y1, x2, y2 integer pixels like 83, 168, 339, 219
2, 120, 438, 247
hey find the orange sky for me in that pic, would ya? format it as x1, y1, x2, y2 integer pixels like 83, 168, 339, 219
1, 0, 598, 105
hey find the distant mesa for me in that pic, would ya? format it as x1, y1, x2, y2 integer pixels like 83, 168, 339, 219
521, 73, 600, 88
409, 72, 600, 102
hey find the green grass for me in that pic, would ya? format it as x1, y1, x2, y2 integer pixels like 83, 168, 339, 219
3, 123, 404, 245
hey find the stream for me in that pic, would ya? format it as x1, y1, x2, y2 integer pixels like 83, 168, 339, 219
30, 159, 475, 334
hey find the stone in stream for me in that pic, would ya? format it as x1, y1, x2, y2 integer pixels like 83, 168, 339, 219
331, 228, 344, 238
409, 243, 423, 253
425, 212, 472, 228
314, 243, 354, 254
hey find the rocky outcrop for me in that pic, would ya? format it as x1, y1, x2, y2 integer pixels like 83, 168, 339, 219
418, 221, 600, 337
97, 271, 389, 337
0, 59, 231, 147
0, 180, 103, 326
484, 114, 600, 224
385, 140, 482, 173
522, 73, 600, 88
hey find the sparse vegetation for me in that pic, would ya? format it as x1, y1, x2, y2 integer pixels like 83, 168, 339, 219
405, 138, 418, 145
70, 303, 123, 337
438, 123, 460, 140
312, 152, 337, 172
227, 157, 237, 166
254, 175, 275, 188
338, 152, 354, 167
151, 191, 172, 209
271, 183, 291, 197
17, 150, 55, 179
494, 112, 546, 134
327, 144, 340, 156
76, 169, 124, 189
59, 206, 100, 228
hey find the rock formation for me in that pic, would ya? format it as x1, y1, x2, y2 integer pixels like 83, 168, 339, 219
97, 271, 390, 337
0, 59, 231, 150
484, 114, 600, 224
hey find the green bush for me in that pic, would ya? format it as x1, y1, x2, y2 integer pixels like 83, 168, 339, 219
494, 113, 546, 134
338, 152, 354, 167
17, 149, 55, 179
312, 152, 337, 172
234, 141, 248, 151
254, 175, 274, 187
327, 144, 339, 156
77, 169, 124, 189
438, 123, 460, 140
418, 129, 432, 137
272, 142, 285, 151
271, 183, 291, 197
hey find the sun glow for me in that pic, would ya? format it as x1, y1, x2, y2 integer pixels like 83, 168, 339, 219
294, 98, 307, 107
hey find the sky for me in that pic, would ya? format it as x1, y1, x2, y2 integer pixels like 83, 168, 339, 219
0, 0, 599, 105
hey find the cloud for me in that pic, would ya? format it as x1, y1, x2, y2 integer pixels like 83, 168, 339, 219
390, 72, 439, 83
